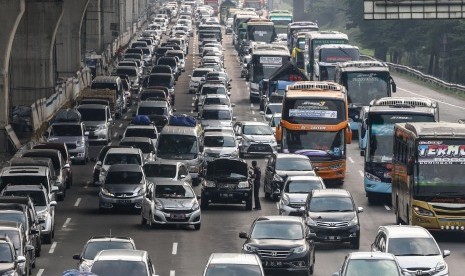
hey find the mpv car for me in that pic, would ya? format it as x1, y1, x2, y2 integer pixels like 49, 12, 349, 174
234, 121, 278, 157
332, 252, 404, 276
90, 249, 157, 276
278, 175, 325, 216
77, 104, 113, 143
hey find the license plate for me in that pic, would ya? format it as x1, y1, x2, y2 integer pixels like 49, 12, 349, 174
264, 261, 283, 267
255, 145, 266, 150
220, 193, 233, 198
118, 199, 131, 204
171, 214, 186, 219
327, 236, 341, 240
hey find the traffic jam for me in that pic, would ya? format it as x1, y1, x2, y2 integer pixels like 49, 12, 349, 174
1, 0, 464, 276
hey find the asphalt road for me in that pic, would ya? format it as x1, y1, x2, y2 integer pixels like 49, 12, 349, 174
31, 31, 465, 276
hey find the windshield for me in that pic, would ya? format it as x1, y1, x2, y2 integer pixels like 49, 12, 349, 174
3, 191, 46, 206
83, 241, 134, 260
104, 154, 142, 165
91, 260, 148, 276
137, 106, 167, 116
368, 114, 435, 163
78, 108, 106, 121
140, 92, 165, 100
388, 237, 440, 256
204, 136, 236, 147
201, 86, 226, 95
284, 130, 344, 156
251, 222, 303, 240
283, 99, 346, 124
345, 259, 400, 276
144, 164, 176, 178
0, 231, 20, 252
155, 184, 194, 198
204, 97, 229, 106
346, 72, 390, 106
0, 243, 13, 262
119, 142, 153, 153
206, 264, 262, 276
251, 56, 284, 82
243, 125, 273, 135
105, 171, 143, 184
157, 135, 198, 155
0, 176, 48, 188
201, 110, 232, 120
116, 68, 137, 77
285, 180, 322, 193
124, 128, 157, 139
51, 125, 82, 136
319, 48, 359, 62
308, 196, 354, 212
0, 212, 26, 228
266, 104, 282, 114
148, 75, 172, 87
193, 70, 210, 77
247, 25, 276, 43
276, 157, 312, 171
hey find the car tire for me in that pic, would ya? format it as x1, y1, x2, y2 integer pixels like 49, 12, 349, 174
194, 223, 201, 230
350, 236, 360, 249
245, 197, 252, 210
43, 233, 52, 244
200, 197, 208, 210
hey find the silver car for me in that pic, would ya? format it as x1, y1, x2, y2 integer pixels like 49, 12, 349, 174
199, 105, 235, 129
260, 102, 282, 122
77, 104, 113, 143
203, 253, 264, 276
234, 121, 278, 156
98, 147, 144, 185
46, 122, 89, 164
143, 160, 192, 186
278, 175, 325, 216
202, 131, 239, 161
90, 249, 156, 276
141, 180, 201, 230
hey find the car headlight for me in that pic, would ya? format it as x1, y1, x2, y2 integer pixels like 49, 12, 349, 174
365, 172, 381, 182
280, 194, 289, 206
136, 187, 146, 196
243, 244, 258, 253
155, 200, 163, 210
291, 245, 306, 254
413, 206, 434, 217
348, 215, 359, 226
2, 270, 16, 276
204, 181, 216, 188
306, 217, 317, 226
435, 261, 447, 272
192, 202, 200, 211
77, 140, 84, 147
273, 174, 284, 182
101, 188, 114, 197
237, 181, 249, 189
79, 260, 93, 272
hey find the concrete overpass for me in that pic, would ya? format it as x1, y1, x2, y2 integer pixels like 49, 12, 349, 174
0, 0, 150, 153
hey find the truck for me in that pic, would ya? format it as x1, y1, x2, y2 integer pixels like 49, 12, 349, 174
76, 88, 116, 119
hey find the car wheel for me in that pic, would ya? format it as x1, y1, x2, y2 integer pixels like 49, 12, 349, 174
200, 197, 208, 210
367, 192, 377, 205
245, 197, 252, 211
308, 255, 315, 275
194, 223, 201, 230
350, 236, 360, 249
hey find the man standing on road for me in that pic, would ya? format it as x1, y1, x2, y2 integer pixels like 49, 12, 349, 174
250, 160, 261, 210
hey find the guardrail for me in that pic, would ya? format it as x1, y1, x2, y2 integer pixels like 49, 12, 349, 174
386, 62, 465, 94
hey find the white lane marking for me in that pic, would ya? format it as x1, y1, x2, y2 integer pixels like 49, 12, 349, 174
398, 87, 465, 110
124, 115, 128, 120
192, 97, 196, 100
190, 110, 194, 114
250, 103, 254, 107
191, 103, 195, 106
172, 242, 178, 255
358, 170, 364, 178
74, 198, 81, 207
253, 118, 257, 121
384, 205, 391, 211
348, 157, 354, 163
118, 123, 123, 128
170, 271, 175, 276
251, 110, 255, 115
62, 218, 71, 228
49, 242, 57, 254
113, 132, 118, 138
36, 269, 44, 276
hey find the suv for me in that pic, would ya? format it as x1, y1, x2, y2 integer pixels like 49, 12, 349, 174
371, 225, 450, 276
240, 216, 316, 275
73, 236, 136, 272
199, 104, 235, 129
264, 154, 316, 200
304, 189, 363, 249
77, 104, 113, 143
202, 130, 239, 161
0, 221, 35, 276
90, 249, 157, 276
233, 121, 278, 157
203, 253, 264, 276
46, 122, 89, 164
143, 160, 192, 185
200, 158, 253, 210
0, 236, 26, 275
1, 186, 56, 244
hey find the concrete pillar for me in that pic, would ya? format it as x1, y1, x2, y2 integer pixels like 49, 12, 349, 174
0, 0, 25, 152
293, 0, 306, 22
84, 0, 102, 53
126, 0, 134, 34
101, 0, 120, 46
10, 0, 64, 106
56, 0, 90, 78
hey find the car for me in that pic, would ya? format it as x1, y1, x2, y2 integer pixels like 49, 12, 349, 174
199, 104, 235, 129
46, 122, 89, 164
240, 216, 316, 275
203, 253, 265, 276
304, 189, 363, 249
234, 121, 278, 157
200, 158, 253, 210
98, 147, 144, 185
0, 236, 26, 276
77, 104, 114, 143
371, 225, 450, 276
332, 252, 405, 276
199, 94, 234, 114
90, 249, 157, 276
202, 130, 239, 161
72, 236, 136, 272
99, 164, 148, 212
122, 124, 158, 145
278, 175, 326, 216
189, 68, 214, 94
119, 137, 156, 162
141, 180, 201, 230
268, 112, 281, 134
261, 102, 282, 122
91, 145, 122, 185
195, 83, 229, 112
32, 142, 73, 188
115, 66, 141, 94
143, 160, 192, 186
264, 153, 316, 200
157, 57, 180, 79
0, 186, 56, 245
0, 221, 35, 276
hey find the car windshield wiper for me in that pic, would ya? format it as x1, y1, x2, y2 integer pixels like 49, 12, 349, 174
395, 253, 425, 256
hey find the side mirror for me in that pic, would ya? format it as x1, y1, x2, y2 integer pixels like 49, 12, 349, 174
72, 254, 81, 260
96, 161, 102, 166
360, 150, 365, 157
232, 117, 236, 121
313, 167, 319, 172
16, 256, 26, 263
306, 232, 317, 240
50, 201, 57, 206
239, 232, 248, 239
197, 195, 201, 200
357, 206, 364, 213
188, 75, 191, 78
231, 103, 235, 107
443, 249, 451, 258
30, 228, 40, 234
173, 108, 177, 112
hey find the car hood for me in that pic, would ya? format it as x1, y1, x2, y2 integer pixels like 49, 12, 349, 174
0, 263, 15, 273
276, 170, 316, 177
103, 184, 144, 194
396, 255, 445, 271
204, 147, 237, 155
48, 136, 83, 143
200, 120, 232, 128
157, 198, 196, 210
285, 193, 308, 204
206, 159, 247, 178
309, 212, 356, 222
84, 121, 106, 127
243, 134, 275, 143
247, 239, 304, 250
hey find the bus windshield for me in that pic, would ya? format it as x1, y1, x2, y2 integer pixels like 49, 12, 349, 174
247, 25, 276, 43
282, 98, 345, 124
346, 72, 390, 106
368, 114, 435, 163
283, 130, 345, 156
252, 56, 285, 82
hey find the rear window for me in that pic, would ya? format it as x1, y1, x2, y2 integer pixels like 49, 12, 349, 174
138, 106, 167, 116
158, 58, 176, 67
193, 70, 210, 77
148, 75, 172, 87
125, 128, 157, 139
201, 86, 226, 95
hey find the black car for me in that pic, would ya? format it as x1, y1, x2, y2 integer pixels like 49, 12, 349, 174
304, 189, 363, 249
200, 158, 253, 210
240, 216, 316, 275
0, 236, 25, 275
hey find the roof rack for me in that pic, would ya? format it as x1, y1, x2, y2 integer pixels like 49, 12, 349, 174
370, 97, 437, 108
286, 81, 345, 92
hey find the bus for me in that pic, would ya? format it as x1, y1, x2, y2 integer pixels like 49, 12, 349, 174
392, 122, 465, 230
291, 31, 314, 72
204, 0, 219, 15
360, 97, 439, 203
335, 61, 397, 133
306, 31, 349, 80
247, 44, 290, 102
233, 10, 258, 34
278, 81, 352, 184
268, 10, 293, 35
287, 21, 319, 51
246, 19, 276, 44
313, 44, 360, 81
243, 0, 265, 10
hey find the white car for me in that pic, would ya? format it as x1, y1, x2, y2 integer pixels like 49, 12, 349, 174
233, 121, 278, 156
202, 130, 239, 161
189, 68, 214, 94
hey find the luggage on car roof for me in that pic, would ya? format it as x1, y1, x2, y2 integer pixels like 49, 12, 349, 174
131, 115, 152, 125
169, 114, 196, 127
53, 109, 81, 123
